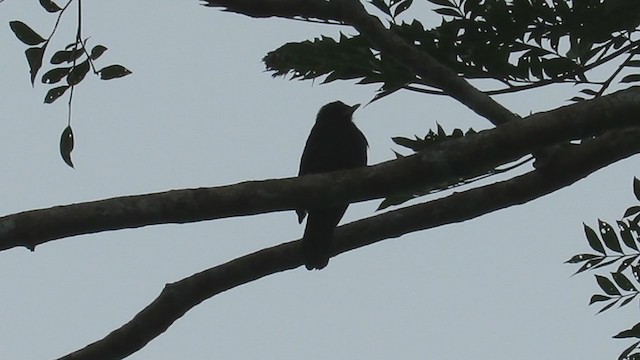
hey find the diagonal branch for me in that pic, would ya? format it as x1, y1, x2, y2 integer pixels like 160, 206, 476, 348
2, 87, 640, 252
333, 0, 518, 125
55, 125, 640, 360
203, 0, 518, 125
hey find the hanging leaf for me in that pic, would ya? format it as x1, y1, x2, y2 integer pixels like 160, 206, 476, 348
44, 85, 69, 104
67, 61, 90, 86
41, 67, 71, 84
98, 65, 132, 80
9, 21, 46, 45
599, 219, 623, 253
60, 126, 74, 168
595, 275, 621, 296
25, 45, 46, 86
584, 223, 606, 254
38, 0, 61, 12
90, 45, 108, 60
50, 48, 84, 64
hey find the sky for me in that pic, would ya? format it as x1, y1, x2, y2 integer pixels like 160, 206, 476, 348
1, 1, 639, 359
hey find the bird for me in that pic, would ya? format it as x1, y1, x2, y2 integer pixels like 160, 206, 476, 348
297, 101, 368, 270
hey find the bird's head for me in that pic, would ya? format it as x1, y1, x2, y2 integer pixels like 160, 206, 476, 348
316, 101, 360, 124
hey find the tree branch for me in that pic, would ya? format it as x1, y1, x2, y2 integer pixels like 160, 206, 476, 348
202, 0, 518, 125
200, 0, 337, 20
55, 125, 640, 360
3, 87, 640, 252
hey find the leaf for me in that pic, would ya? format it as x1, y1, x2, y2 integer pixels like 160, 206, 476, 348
614, 324, 640, 339
592, 257, 620, 270
621, 74, 640, 83
44, 85, 69, 104
584, 223, 606, 254
589, 294, 612, 304
98, 65, 132, 80
428, 0, 455, 6
392, 136, 421, 152
50, 48, 84, 64
580, 88, 598, 96
90, 45, 108, 60
634, 178, 640, 202
624, 206, 640, 217
617, 255, 638, 273
60, 125, 74, 168
597, 299, 619, 314
370, 0, 391, 16
433, 8, 461, 17
41, 67, 71, 84
393, 0, 413, 17
565, 253, 600, 264
67, 60, 90, 86
39, 0, 61, 12
25, 45, 46, 86
617, 221, 638, 251
625, 60, 640, 68
600, 219, 623, 253
633, 264, 640, 282
595, 274, 621, 296
612, 272, 637, 292
573, 257, 604, 274
619, 294, 637, 308
377, 193, 416, 210
9, 21, 46, 46
617, 340, 640, 360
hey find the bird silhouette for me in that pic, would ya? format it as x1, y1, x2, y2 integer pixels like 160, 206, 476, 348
297, 101, 368, 270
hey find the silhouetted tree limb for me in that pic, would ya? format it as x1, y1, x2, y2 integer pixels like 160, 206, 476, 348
55, 125, 640, 360
2, 87, 639, 252
203, 0, 517, 125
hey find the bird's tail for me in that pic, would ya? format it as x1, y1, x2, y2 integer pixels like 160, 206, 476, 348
301, 206, 347, 270
302, 224, 333, 270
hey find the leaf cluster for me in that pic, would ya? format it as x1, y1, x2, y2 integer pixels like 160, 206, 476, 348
568, 178, 640, 359
264, 0, 640, 100
377, 124, 532, 210
8, 0, 132, 167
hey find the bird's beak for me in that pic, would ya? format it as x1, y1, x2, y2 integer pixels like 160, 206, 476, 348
349, 103, 360, 115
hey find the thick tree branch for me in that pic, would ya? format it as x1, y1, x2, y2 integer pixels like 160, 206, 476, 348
203, 0, 518, 125
333, 0, 518, 125
2, 87, 640, 252
201, 0, 337, 20
56, 126, 640, 360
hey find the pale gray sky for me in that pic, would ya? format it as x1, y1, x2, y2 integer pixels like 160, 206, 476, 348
0, 1, 637, 359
